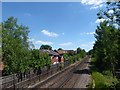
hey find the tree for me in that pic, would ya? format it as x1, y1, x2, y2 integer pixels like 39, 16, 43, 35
30, 49, 40, 69
97, 2, 120, 28
76, 47, 86, 58
58, 48, 63, 50
63, 53, 69, 61
2, 17, 32, 75
40, 45, 52, 50
93, 1, 120, 76
77, 47, 82, 54
39, 52, 51, 69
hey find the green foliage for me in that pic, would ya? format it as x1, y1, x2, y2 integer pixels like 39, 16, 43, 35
63, 48, 86, 64
77, 47, 86, 58
40, 45, 52, 50
98, 2, 120, 27
2, 17, 31, 75
58, 48, 63, 50
2, 17, 53, 76
93, 2, 120, 74
39, 52, 51, 67
77, 47, 82, 54
30, 49, 51, 69
91, 2, 120, 88
87, 49, 93, 56
63, 53, 69, 61
92, 72, 118, 88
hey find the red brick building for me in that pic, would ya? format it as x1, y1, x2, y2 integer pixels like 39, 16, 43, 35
40, 50, 64, 64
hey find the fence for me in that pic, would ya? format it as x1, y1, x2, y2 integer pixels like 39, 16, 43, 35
1, 61, 70, 89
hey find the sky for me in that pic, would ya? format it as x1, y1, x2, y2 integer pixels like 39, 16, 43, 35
2, 0, 106, 52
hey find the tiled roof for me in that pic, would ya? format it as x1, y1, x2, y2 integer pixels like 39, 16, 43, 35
40, 50, 59, 56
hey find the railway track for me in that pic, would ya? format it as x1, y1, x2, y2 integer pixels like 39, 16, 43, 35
35, 56, 91, 88
62, 57, 90, 88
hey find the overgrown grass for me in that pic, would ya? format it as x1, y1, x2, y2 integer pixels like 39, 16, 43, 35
90, 58, 119, 88
92, 72, 118, 88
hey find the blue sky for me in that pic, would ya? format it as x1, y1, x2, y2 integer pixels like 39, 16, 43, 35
2, 1, 106, 51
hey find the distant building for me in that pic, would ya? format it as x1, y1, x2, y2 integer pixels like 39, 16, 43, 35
57, 50, 76, 55
40, 49, 64, 64
57, 50, 68, 54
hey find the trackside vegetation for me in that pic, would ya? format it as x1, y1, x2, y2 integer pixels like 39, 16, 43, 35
88, 1, 120, 88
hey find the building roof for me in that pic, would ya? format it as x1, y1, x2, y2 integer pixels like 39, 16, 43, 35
40, 50, 60, 56
57, 50, 75, 54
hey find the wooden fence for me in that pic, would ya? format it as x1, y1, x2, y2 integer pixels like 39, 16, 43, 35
1, 61, 70, 89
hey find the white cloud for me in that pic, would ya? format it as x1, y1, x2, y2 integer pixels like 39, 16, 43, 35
41, 30, 58, 37
59, 42, 72, 46
35, 40, 53, 45
95, 18, 105, 23
80, 0, 105, 9
81, 0, 104, 5
90, 4, 103, 9
80, 32, 95, 35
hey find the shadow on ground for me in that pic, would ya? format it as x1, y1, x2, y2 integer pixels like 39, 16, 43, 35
84, 61, 91, 64
73, 69, 91, 75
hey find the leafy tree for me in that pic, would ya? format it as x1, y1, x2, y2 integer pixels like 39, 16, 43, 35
2, 17, 31, 75
40, 45, 52, 50
76, 47, 86, 58
63, 53, 69, 61
30, 49, 40, 69
58, 48, 63, 50
87, 49, 93, 55
67, 50, 75, 56
93, 1, 120, 76
94, 21, 117, 71
77, 47, 82, 54
39, 52, 51, 69
97, 2, 120, 28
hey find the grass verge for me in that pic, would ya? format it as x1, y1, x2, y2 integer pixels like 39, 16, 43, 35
92, 71, 118, 88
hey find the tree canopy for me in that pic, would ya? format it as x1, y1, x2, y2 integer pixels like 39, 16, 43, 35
2, 17, 31, 75
92, 2, 120, 76
40, 45, 52, 50
2, 17, 52, 75
58, 48, 63, 50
